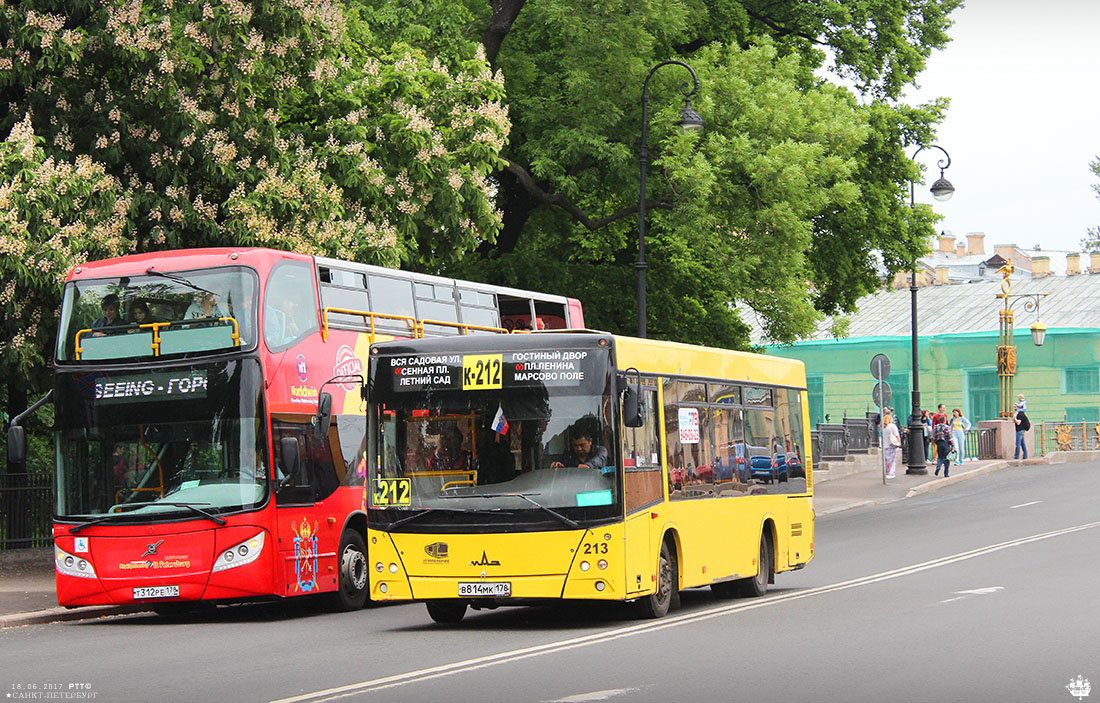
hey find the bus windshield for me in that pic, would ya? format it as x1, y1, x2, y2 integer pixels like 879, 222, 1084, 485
56, 266, 258, 362
368, 344, 619, 525
54, 359, 267, 522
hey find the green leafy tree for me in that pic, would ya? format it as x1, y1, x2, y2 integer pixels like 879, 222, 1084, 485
452, 0, 961, 347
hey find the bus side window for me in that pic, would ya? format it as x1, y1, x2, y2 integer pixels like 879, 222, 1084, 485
264, 261, 319, 351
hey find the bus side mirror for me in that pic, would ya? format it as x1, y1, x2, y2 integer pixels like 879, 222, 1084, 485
7, 425, 26, 464
622, 385, 644, 428
278, 436, 300, 487
313, 392, 333, 439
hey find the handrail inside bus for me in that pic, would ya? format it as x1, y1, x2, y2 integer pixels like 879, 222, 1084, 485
320, 307, 420, 343
74, 317, 240, 360
416, 319, 511, 336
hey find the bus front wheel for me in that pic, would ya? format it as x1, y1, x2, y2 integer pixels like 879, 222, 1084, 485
426, 600, 468, 624
328, 529, 369, 611
635, 540, 676, 619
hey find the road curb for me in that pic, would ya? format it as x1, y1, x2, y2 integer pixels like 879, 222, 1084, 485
818, 499, 878, 516
0, 604, 149, 628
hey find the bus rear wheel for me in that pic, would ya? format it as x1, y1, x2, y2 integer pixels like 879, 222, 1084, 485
635, 540, 676, 619
738, 532, 771, 598
426, 600, 468, 624
327, 529, 369, 612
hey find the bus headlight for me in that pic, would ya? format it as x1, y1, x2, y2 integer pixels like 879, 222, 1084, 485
213, 532, 265, 572
579, 561, 590, 572
55, 547, 97, 579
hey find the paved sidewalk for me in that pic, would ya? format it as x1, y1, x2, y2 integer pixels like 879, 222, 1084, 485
0, 451, 1088, 627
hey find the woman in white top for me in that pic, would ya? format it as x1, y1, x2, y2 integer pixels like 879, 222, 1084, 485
882, 413, 901, 479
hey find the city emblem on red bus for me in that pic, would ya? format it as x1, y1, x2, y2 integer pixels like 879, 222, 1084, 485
295, 354, 309, 383
292, 519, 318, 593
334, 345, 364, 392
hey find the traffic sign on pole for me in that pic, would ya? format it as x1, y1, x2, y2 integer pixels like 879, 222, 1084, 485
872, 381, 892, 409
870, 353, 891, 381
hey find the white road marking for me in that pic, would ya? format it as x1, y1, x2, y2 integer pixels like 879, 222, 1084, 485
1010, 501, 1042, 509
548, 688, 641, 702
939, 586, 1005, 604
270, 519, 1100, 703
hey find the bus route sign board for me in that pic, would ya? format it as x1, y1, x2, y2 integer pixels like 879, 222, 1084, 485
382, 350, 603, 394
93, 369, 209, 404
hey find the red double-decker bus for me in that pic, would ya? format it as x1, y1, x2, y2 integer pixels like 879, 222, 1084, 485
7, 247, 582, 614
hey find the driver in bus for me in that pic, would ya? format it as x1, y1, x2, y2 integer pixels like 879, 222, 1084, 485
426, 424, 471, 472
551, 426, 608, 470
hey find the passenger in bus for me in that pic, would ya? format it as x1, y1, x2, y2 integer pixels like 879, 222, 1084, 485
91, 294, 122, 330
184, 291, 225, 320
551, 426, 608, 470
127, 300, 151, 331
426, 424, 471, 471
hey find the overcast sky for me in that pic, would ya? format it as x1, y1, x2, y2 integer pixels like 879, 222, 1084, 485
901, 1, 1100, 254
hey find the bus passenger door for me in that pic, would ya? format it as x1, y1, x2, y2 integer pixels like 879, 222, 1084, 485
272, 418, 341, 597
621, 385, 661, 595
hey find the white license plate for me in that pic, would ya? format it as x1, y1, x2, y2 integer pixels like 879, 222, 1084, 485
133, 585, 180, 599
458, 581, 511, 597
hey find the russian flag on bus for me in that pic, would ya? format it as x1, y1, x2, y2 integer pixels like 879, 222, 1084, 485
491, 405, 509, 435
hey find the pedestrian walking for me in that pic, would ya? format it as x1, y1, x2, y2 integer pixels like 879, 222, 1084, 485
932, 413, 953, 477
950, 408, 971, 462
1014, 408, 1030, 459
921, 409, 933, 461
882, 413, 901, 479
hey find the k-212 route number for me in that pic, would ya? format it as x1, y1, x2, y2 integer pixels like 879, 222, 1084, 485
462, 354, 503, 390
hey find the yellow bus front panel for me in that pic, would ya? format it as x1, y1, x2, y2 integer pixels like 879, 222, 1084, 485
368, 525, 633, 602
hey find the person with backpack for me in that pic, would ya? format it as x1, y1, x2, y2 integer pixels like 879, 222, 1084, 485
932, 413, 954, 477
1014, 408, 1031, 459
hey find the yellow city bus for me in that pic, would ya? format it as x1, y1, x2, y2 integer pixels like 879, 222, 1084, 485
365, 331, 813, 622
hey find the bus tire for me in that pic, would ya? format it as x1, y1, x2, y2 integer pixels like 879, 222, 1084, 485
328, 529, 369, 612
738, 532, 771, 598
635, 540, 675, 619
426, 600, 468, 624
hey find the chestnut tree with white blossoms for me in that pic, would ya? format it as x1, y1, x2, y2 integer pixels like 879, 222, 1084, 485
0, 0, 510, 434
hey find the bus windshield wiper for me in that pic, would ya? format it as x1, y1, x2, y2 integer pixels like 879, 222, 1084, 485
144, 269, 216, 295
69, 511, 134, 534
157, 502, 228, 525
385, 508, 440, 531
69, 502, 226, 533
441, 492, 580, 529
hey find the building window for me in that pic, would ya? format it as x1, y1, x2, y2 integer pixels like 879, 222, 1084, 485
807, 376, 824, 427
1064, 407, 1100, 423
1064, 367, 1099, 394
967, 370, 999, 423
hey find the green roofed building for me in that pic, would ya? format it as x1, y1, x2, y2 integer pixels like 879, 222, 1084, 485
749, 270, 1100, 427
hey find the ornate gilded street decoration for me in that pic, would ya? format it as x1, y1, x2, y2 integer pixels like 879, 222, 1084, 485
996, 345, 1017, 376
1055, 424, 1074, 452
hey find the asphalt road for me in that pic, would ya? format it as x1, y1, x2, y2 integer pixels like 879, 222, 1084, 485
3, 461, 1097, 703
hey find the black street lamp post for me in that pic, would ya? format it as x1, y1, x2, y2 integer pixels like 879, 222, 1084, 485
906, 144, 954, 474
637, 60, 703, 338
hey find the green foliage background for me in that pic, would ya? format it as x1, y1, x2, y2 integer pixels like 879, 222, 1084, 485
0, 0, 963, 472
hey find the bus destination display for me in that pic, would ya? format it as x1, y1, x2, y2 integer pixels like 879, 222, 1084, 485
387, 350, 597, 392
93, 369, 209, 404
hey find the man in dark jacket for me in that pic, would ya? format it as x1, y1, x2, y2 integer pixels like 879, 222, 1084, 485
1014, 410, 1031, 459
